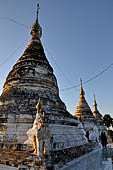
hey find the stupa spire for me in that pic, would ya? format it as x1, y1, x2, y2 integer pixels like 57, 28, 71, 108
30, 3, 42, 38
92, 95, 107, 133
80, 78, 85, 98
93, 94, 97, 113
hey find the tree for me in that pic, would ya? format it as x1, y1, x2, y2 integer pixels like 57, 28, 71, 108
103, 114, 112, 129
112, 118, 113, 128
108, 129, 113, 142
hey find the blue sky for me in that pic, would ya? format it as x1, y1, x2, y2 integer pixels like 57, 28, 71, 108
0, 0, 113, 117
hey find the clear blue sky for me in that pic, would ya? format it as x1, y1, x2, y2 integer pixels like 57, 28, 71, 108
0, 0, 113, 117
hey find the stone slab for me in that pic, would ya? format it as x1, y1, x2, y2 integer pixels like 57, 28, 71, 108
60, 147, 102, 170
0, 164, 17, 170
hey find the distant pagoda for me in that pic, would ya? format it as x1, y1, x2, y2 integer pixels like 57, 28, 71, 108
74, 79, 97, 131
0, 4, 86, 145
93, 95, 107, 133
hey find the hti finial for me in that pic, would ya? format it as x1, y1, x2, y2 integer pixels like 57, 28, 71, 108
80, 78, 82, 88
94, 94, 96, 101
93, 94, 97, 111
37, 3, 40, 15
80, 78, 85, 97
30, 3, 42, 38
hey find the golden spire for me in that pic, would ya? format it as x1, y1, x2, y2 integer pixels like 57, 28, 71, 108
80, 78, 82, 88
80, 78, 85, 97
30, 3, 42, 38
93, 94, 97, 112
93, 94, 97, 105
94, 94, 96, 101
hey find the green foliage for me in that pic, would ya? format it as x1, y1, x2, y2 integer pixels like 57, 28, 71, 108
103, 114, 112, 128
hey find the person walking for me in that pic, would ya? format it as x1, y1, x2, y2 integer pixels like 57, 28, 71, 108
101, 131, 107, 148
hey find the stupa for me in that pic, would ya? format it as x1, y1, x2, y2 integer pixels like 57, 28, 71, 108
93, 95, 107, 133
0, 4, 86, 145
0, 5, 104, 170
74, 79, 97, 131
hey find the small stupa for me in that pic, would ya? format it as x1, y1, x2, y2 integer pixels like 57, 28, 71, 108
93, 95, 107, 133
74, 79, 97, 131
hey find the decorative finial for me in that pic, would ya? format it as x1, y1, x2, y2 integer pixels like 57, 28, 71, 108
80, 78, 85, 97
93, 94, 97, 113
94, 94, 96, 101
37, 3, 40, 15
30, 3, 42, 38
80, 78, 82, 88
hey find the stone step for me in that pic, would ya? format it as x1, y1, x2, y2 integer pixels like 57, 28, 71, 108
0, 164, 17, 170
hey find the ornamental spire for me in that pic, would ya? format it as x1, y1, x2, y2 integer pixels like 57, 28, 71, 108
80, 78, 82, 89
80, 78, 85, 98
30, 3, 42, 38
93, 94, 97, 112
94, 94, 96, 101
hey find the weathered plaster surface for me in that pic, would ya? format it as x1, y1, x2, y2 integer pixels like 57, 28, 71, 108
0, 36, 78, 143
